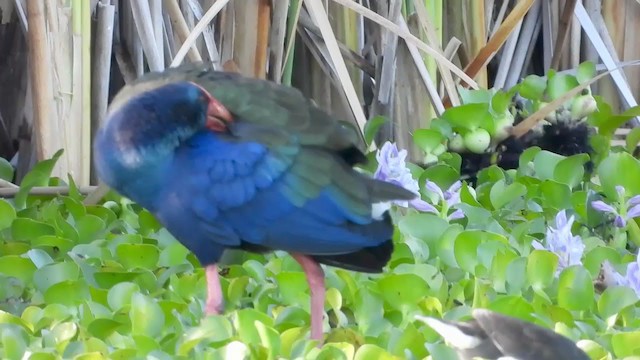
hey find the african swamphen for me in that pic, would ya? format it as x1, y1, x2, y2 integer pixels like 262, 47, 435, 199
417, 309, 590, 360
93, 62, 416, 341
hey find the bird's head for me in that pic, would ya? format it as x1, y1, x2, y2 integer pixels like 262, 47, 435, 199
97, 80, 233, 168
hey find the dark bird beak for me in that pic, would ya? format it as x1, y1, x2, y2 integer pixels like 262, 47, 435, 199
190, 81, 233, 132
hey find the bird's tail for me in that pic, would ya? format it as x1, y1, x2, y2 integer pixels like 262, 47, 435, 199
311, 212, 395, 273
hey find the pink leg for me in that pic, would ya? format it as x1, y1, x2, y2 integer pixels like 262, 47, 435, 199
291, 253, 326, 343
205, 264, 224, 315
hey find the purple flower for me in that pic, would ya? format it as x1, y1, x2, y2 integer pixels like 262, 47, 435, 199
532, 210, 585, 276
425, 180, 465, 221
372, 142, 438, 216
591, 186, 640, 228
602, 252, 640, 298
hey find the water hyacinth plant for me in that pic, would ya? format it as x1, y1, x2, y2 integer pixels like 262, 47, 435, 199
602, 253, 640, 298
591, 186, 640, 228
532, 210, 586, 276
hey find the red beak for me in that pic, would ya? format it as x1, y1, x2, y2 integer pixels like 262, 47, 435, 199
190, 81, 233, 132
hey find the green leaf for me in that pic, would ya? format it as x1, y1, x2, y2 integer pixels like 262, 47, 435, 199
33, 262, 80, 293
454, 230, 507, 274
626, 127, 640, 153
576, 61, 596, 84
419, 165, 460, 191
554, 154, 589, 188
413, 129, 444, 153
597, 152, 640, 198
490, 89, 513, 114
0, 157, 14, 182
177, 316, 233, 355
0, 256, 36, 284
539, 180, 572, 210
235, 308, 274, 346
518, 75, 547, 100
116, 243, 160, 270
598, 286, 639, 318
354, 344, 400, 360
0, 199, 16, 230
377, 274, 429, 312
533, 150, 565, 181
364, 115, 388, 147
130, 292, 165, 338
596, 104, 640, 136
611, 331, 640, 358
441, 103, 493, 131
458, 87, 493, 104
557, 266, 594, 311
11, 218, 56, 242
107, 282, 141, 311
489, 179, 527, 209
546, 73, 580, 101
526, 250, 558, 290
398, 213, 450, 244
14, 149, 64, 209
1, 324, 28, 359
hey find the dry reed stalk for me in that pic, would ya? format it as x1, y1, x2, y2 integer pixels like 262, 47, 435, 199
130, 1, 164, 71
164, 0, 202, 63
26, 0, 57, 170
90, 2, 115, 182
254, 0, 271, 78
550, 0, 578, 69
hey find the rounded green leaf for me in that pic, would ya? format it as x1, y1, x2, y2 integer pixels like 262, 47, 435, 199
1, 324, 28, 359
11, 218, 55, 242
235, 308, 274, 346
116, 243, 159, 270
533, 150, 565, 181
0, 158, 14, 182
398, 213, 450, 244
364, 115, 388, 147
33, 261, 79, 293
489, 180, 527, 209
597, 152, 640, 199
88, 319, 124, 339
557, 266, 594, 311
0, 256, 36, 284
0, 199, 16, 230
597, 286, 639, 318
354, 344, 400, 360
377, 274, 429, 312
554, 154, 589, 188
527, 250, 559, 290
107, 282, 140, 312
413, 129, 445, 153
519, 75, 547, 100
44, 280, 90, 306
611, 331, 640, 358
130, 292, 165, 338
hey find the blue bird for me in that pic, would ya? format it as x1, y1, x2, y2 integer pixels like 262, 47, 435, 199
93, 63, 416, 342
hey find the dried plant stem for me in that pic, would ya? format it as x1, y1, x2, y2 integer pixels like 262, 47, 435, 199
80, 0, 91, 186
170, 0, 231, 67
90, 2, 115, 183
26, 0, 54, 162
550, 0, 578, 69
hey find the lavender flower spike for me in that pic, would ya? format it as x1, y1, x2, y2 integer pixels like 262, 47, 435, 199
532, 210, 585, 276
602, 252, 640, 298
591, 188, 640, 228
372, 142, 438, 216
425, 180, 465, 221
